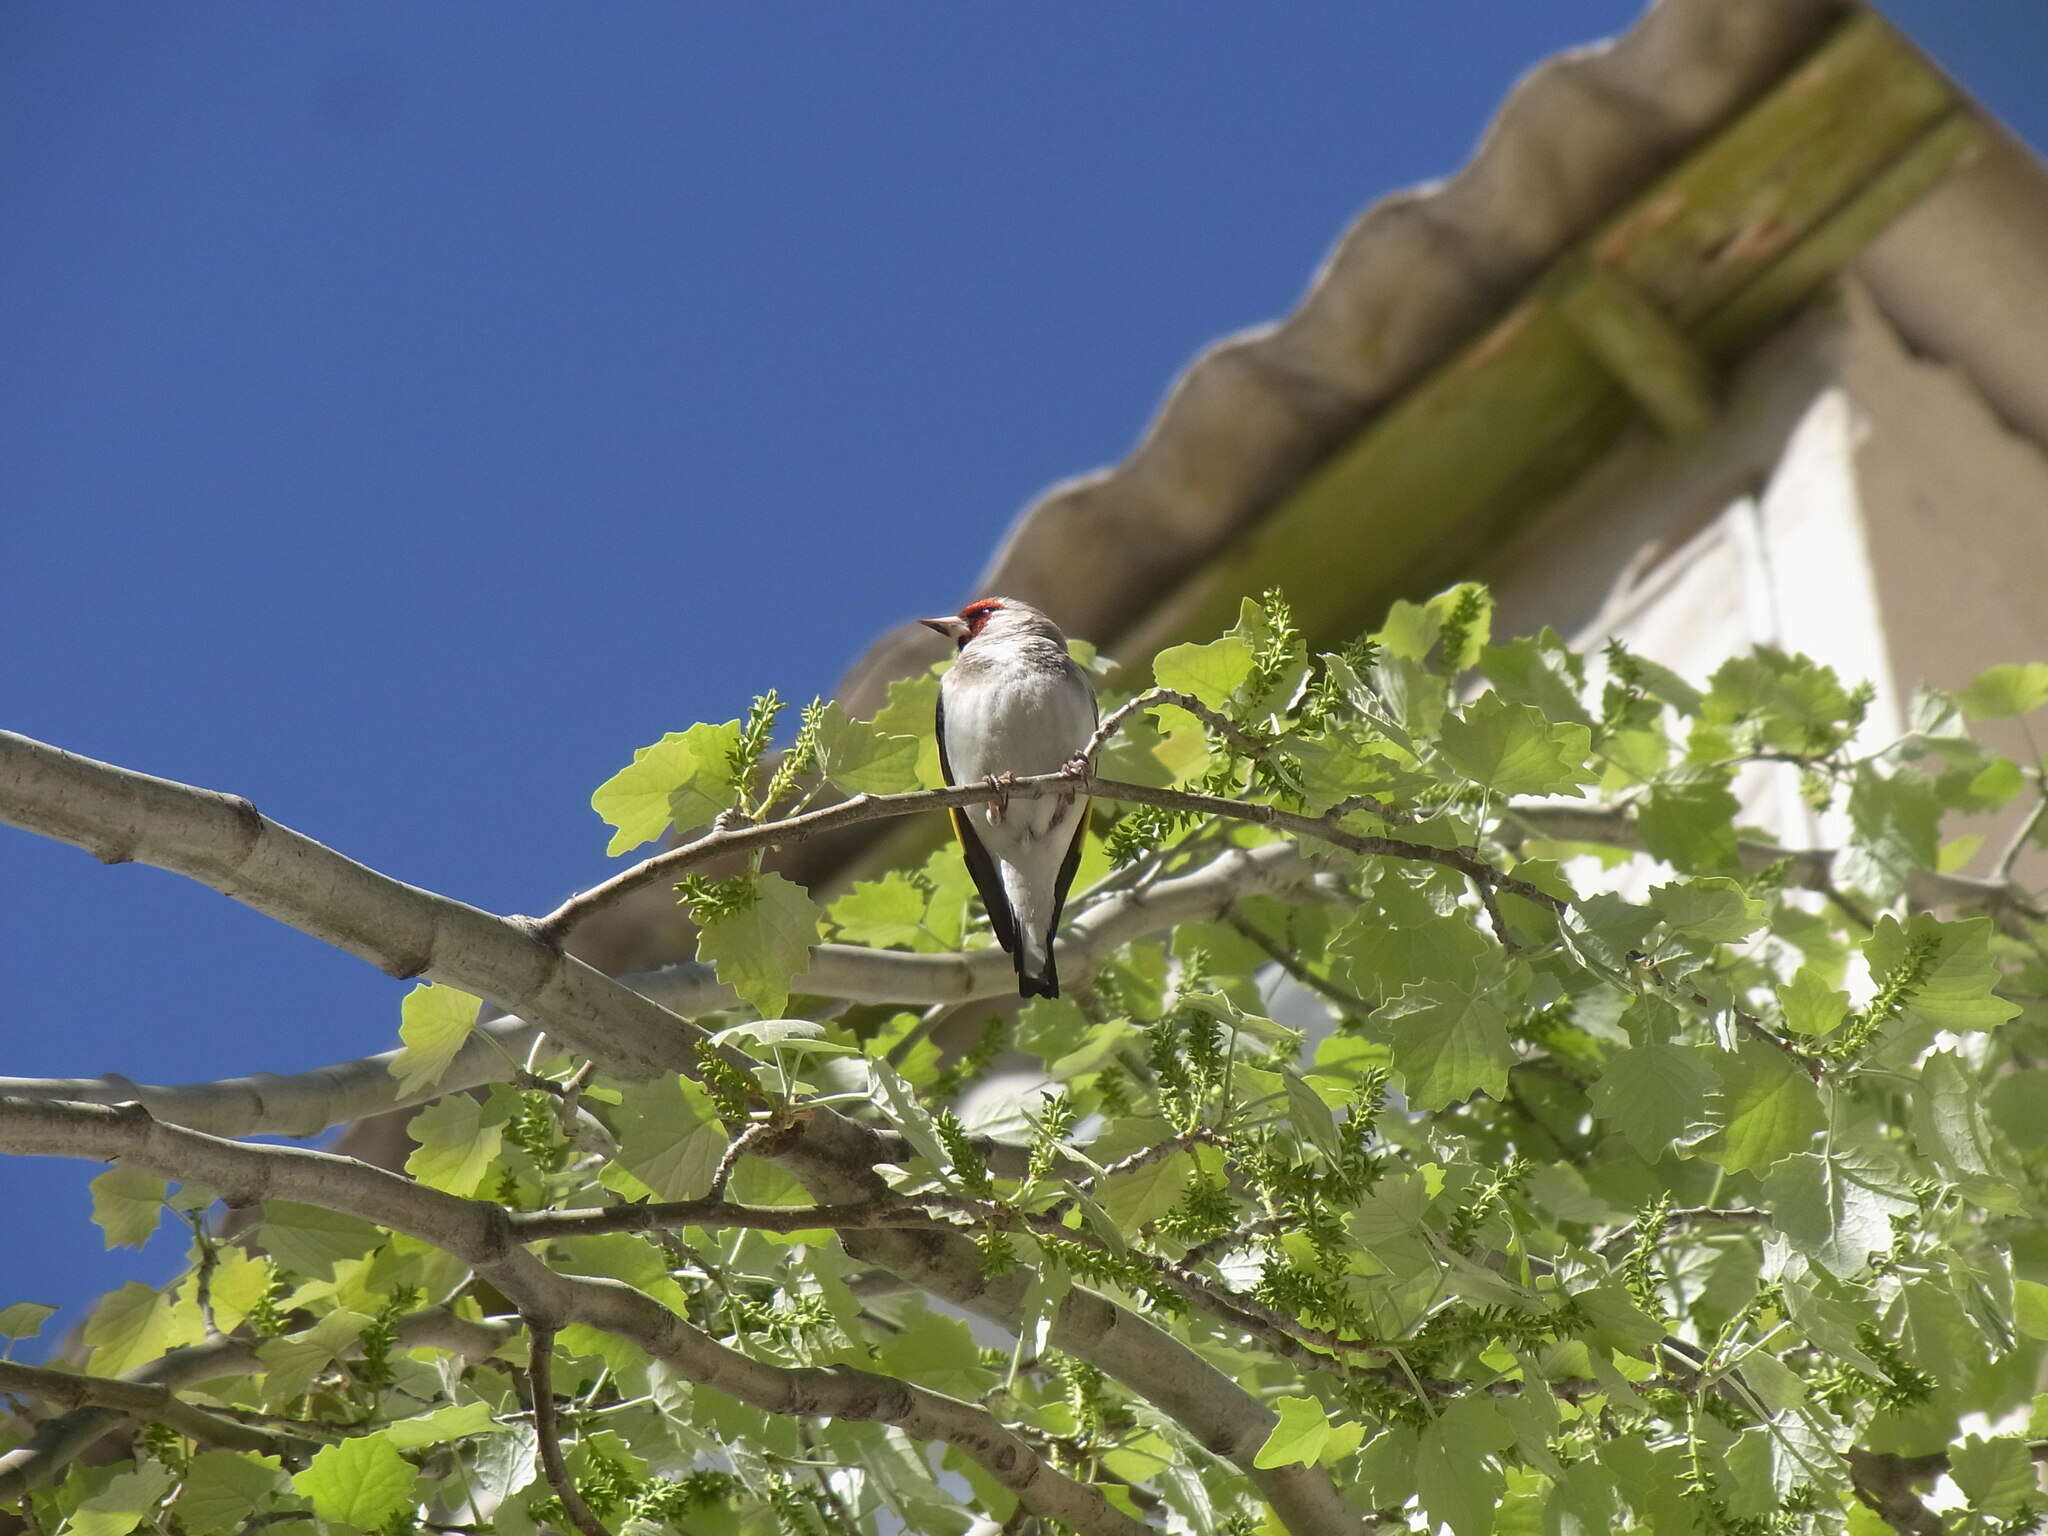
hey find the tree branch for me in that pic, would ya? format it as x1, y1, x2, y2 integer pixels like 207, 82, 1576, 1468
522, 1319, 610, 1536
1225, 912, 1372, 1016
537, 765, 1554, 941
0, 731, 1365, 1533
767, 1113, 1367, 1535
1079, 687, 1279, 769
0, 1098, 1149, 1536
1509, 801, 2043, 919
514, 1196, 947, 1240
0, 730, 709, 1083
0, 842, 1331, 1140
0, 1310, 506, 1498
0, 1359, 308, 1459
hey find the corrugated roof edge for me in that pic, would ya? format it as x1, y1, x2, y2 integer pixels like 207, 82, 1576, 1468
834, 0, 1848, 716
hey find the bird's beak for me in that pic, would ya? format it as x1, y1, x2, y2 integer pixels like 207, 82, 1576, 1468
919, 616, 971, 642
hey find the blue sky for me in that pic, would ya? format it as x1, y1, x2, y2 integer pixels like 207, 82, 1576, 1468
3, 3, 2041, 1349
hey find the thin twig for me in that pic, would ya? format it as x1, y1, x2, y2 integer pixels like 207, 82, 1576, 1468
1080, 687, 1276, 767
708, 1120, 775, 1202
1996, 794, 2048, 882
1226, 910, 1372, 1015
523, 1319, 610, 1536
1595, 1206, 1772, 1259
537, 767, 1563, 941
1470, 876, 1519, 954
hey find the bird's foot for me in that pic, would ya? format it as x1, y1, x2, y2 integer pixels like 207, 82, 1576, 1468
983, 771, 1016, 824
1057, 755, 1089, 809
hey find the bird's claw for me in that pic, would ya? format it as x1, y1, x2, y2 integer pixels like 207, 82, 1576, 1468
1057, 755, 1089, 809
983, 771, 1016, 825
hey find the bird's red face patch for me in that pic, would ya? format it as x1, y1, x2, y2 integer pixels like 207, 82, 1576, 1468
955, 599, 1005, 647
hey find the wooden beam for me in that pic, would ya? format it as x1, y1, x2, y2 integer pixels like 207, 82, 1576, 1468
1550, 258, 1718, 439
1112, 9, 1967, 666
1699, 109, 1989, 352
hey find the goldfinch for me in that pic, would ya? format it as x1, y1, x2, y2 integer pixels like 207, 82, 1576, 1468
920, 598, 1097, 999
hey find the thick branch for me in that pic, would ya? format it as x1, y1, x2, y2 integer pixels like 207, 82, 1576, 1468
0, 732, 1362, 1533
515, 1196, 945, 1240
0, 730, 706, 1082
1511, 802, 2042, 918
0, 1358, 305, 1458
0, 842, 1330, 1140
0, 1099, 1147, 1536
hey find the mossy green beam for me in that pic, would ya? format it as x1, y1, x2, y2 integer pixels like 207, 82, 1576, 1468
1550, 257, 1718, 440
1120, 10, 1971, 667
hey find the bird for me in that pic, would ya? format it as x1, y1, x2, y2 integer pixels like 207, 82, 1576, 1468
919, 597, 1098, 999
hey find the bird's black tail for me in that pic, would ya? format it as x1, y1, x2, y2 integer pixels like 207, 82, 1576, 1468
1016, 947, 1059, 1000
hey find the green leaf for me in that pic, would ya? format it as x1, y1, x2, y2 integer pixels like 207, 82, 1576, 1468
1568, 893, 1661, 971
84, 1280, 203, 1377
2014, 1280, 2048, 1342
1283, 1067, 1342, 1160
404, 1095, 503, 1196
829, 871, 939, 951
474, 1422, 541, 1504
1911, 1051, 2003, 1184
591, 720, 742, 855
1776, 968, 1849, 1037
1948, 1435, 2035, 1514
1097, 1150, 1195, 1231
1416, 1396, 1511, 1536
1760, 1152, 1915, 1279
712, 1016, 859, 1054
89, 1165, 166, 1250
867, 672, 945, 789
380, 1400, 505, 1448
257, 1308, 372, 1399
1700, 1042, 1824, 1174
174, 1452, 287, 1536
1573, 1285, 1666, 1356
1479, 629, 1592, 726
1702, 648, 1856, 754
1588, 1044, 1719, 1158
1153, 633, 1255, 710
813, 702, 923, 795
259, 1201, 383, 1279
872, 1060, 949, 1171
1836, 765, 1940, 904
612, 1077, 727, 1201
292, 1433, 419, 1529
692, 871, 822, 1017
1438, 693, 1593, 797
1864, 914, 2020, 1035
1378, 979, 1515, 1110
1375, 599, 1439, 662
0, 1301, 57, 1340
1332, 872, 1490, 1003
70, 1463, 178, 1536
387, 982, 482, 1098
1957, 662, 2048, 719
1253, 1395, 1330, 1469
1648, 878, 1764, 945
1636, 777, 1740, 874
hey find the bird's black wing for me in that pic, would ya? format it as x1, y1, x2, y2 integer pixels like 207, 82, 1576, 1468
1046, 806, 1087, 945
936, 688, 1019, 956
1034, 683, 1097, 994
